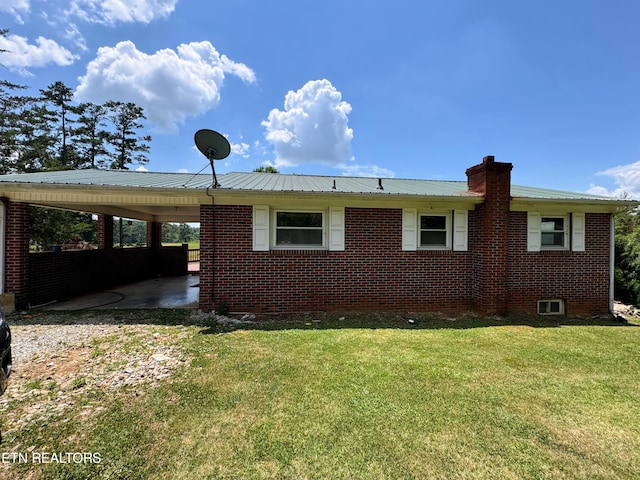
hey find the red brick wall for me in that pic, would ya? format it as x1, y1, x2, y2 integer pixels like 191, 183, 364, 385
199, 204, 215, 312
467, 157, 513, 315
200, 205, 613, 315
5, 201, 30, 308
97, 214, 114, 249
507, 212, 611, 315
147, 221, 162, 249
205, 205, 475, 313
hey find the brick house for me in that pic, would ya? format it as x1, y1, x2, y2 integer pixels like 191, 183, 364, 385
0, 156, 633, 315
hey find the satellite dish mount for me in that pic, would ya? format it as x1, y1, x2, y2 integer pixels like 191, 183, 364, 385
194, 129, 231, 188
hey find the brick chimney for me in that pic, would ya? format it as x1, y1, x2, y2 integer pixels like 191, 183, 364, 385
466, 156, 513, 316
466, 155, 512, 198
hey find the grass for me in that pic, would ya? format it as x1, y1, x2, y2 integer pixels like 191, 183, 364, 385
162, 241, 200, 249
3, 313, 640, 479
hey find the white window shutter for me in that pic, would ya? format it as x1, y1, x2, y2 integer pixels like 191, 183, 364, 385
253, 205, 270, 251
329, 206, 345, 251
453, 210, 468, 251
527, 212, 541, 252
572, 212, 586, 252
402, 208, 418, 251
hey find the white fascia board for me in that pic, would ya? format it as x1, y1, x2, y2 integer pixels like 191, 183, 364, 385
511, 198, 635, 214
207, 190, 483, 210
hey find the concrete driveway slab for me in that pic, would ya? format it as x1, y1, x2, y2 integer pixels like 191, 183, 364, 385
43, 275, 200, 310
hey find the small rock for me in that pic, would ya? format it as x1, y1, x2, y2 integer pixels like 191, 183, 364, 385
152, 353, 171, 362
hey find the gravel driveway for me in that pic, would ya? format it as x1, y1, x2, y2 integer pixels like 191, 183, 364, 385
0, 311, 193, 445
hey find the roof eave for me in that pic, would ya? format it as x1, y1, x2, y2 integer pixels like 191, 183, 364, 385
208, 188, 485, 208
511, 196, 639, 213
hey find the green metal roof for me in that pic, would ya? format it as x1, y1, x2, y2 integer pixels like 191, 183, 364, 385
219, 172, 478, 196
0, 169, 213, 189
0, 170, 476, 196
510, 184, 617, 201
0, 169, 629, 203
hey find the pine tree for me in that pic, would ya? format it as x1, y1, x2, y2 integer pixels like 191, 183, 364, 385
39, 81, 80, 169
0, 79, 30, 173
105, 101, 151, 170
74, 102, 110, 168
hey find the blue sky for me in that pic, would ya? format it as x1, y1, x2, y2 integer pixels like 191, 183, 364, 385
2, 0, 640, 197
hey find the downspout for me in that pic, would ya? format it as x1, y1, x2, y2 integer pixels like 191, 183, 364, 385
206, 184, 214, 314
609, 214, 615, 313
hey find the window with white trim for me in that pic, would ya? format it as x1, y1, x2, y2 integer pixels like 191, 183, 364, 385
253, 206, 345, 251
275, 211, 324, 247
527, 212, 584, 252
419, 213, 450, 249
402, 208, 468, 251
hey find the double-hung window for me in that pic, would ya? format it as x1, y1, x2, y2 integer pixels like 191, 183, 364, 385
419, 214, 450, 249
275, 211, 324, 247
541, 216, 567, 248
402, 209, 467, 251
253, 205, 345, 251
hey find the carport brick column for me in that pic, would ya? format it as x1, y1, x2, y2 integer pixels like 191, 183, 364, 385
5, 201, 30, 309
147, 221, 162, 250
199, 204, 214, 312
97, 215, 114, 249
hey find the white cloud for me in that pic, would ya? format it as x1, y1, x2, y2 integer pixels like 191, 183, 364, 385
0, 33, 78, 75
135, 165, 149, 172
262, 79, 354, 168
0, 0, 30, 24
231, 142, 250, 158
63, 23, 89, 51
588, 160, 640, 199
75, 40, 256, 133
67, 0, 177, 25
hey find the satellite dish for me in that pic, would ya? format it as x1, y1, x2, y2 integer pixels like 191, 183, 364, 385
194, 129, 231, 188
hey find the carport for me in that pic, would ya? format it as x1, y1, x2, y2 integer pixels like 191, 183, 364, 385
0, 170, 215, 311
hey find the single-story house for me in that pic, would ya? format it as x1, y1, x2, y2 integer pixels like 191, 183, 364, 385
0, 155, 634, 315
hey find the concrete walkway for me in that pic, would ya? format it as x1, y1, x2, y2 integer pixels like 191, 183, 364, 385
44, 275, 200, 310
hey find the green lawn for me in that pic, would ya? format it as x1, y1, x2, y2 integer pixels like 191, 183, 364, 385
162, 241, 200, 249
5, 313, 640, 479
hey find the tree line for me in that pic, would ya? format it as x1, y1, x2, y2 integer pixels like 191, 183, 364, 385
115, 220, 200, 247
0, 79, 151, 173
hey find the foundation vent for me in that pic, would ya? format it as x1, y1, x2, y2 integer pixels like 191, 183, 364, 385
538, 299, 565, 315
